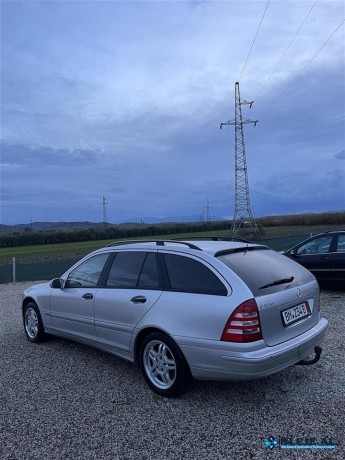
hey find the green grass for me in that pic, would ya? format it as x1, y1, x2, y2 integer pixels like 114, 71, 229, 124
0, 224, 341, 262
0, 231, 230, 262
0, 240, 113, 261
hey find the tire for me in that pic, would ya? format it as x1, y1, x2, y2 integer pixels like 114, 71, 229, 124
23, 302, 46, 343
139, 332, 190, 397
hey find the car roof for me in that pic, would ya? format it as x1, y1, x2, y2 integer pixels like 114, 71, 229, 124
315, 230, 345, 235
99, 239, 268, 257
283, 230, 345, 252
294, 230, 345, 243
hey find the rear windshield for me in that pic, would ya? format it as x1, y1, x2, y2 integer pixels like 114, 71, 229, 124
217, 249, 314, 296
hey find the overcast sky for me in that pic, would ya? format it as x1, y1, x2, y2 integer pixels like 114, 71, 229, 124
1, 0, 344, 225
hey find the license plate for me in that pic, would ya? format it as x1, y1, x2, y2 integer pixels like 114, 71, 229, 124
281, 302, 311, 326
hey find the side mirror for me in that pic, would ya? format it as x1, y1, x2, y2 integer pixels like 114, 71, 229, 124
50, 278, 63, 289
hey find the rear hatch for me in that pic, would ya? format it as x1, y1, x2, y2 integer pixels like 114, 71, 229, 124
217, 247, 320, 346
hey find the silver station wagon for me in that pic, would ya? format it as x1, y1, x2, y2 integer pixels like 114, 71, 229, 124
22, 239, 328, 397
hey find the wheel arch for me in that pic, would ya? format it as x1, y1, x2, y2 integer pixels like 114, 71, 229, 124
134, 327, 164, 364
135, 328, 192, 396
133, 327, 191, 372
22, 297, 37, 316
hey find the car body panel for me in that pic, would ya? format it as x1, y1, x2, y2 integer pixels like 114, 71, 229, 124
23, 282, 54, 328
50, 287, 98, 341
133, 290, 236, 341
94, 288, 163, 352
255, 280, 320, 347
179, 317, 328, 380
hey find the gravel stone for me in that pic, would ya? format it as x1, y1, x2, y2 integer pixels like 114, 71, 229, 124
0, 281, 344, 459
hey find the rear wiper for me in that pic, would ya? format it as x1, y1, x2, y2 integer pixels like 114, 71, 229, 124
259, 276, 294, 290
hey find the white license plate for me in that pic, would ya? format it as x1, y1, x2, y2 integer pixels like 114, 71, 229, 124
281, 302, 311, 326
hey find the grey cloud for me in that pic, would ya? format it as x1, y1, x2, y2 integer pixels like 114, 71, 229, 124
1, 142, 104, 167
335, 149, 345, 160
2, 0, 344, 225
254, 168, 344, 212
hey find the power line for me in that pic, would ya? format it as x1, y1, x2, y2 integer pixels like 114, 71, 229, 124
239, 0, 271, 82
262, 17, 345, 113
256, 0, 318, 101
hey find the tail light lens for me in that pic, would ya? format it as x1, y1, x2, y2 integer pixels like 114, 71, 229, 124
221, 299, 263, 343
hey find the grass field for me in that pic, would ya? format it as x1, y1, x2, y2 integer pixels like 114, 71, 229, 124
0, 231, 230, 262
1, 223, 343, 283
1, 223, 342, 263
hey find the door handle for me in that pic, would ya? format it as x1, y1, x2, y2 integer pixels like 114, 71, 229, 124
82, 293, 94, 300
130, 295, 147, 304
320, 255, 329, 259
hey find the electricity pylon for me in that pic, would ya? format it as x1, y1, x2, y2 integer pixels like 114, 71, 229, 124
220, 81, 260, 236
102, 196, 108, 229
202, 198, 211, 222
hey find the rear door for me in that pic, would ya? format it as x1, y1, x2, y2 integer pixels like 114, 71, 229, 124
138, 252, 233, 340
328, 233, 345, 281
94, 251, 163, 353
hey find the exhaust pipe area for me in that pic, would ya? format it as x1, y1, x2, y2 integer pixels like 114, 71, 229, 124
296, 346, 323, 366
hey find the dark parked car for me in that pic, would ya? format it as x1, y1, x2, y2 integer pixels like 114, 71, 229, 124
283, 231, 345, 282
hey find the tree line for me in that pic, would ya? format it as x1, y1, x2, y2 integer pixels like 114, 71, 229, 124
259, 211, 345, 227
0, 211, 343, 248
0, 221, 231, 248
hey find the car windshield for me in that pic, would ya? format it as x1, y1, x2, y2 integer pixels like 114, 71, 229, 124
217, 248, 314, 296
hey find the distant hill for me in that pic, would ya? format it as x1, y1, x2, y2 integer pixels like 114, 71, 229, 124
0, 216, 226, 233
0, 221, 106, 233
128, 215, 225, 224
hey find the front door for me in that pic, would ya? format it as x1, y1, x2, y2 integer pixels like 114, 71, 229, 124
50, 253, 110, 342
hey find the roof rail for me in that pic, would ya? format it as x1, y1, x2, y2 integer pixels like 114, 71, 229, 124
106, 240, 202, 250
172, 236, 253, 243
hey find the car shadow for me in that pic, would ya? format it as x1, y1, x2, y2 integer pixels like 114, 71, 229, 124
319, 280, 345, 292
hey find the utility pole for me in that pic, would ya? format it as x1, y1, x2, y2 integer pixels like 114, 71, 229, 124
206, 198, 210, 222
200, 198, 211, 222
102, 196, 108, 229
220, 81, 260, 236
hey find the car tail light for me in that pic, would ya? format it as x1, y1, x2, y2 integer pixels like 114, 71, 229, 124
221, 299, 263, 343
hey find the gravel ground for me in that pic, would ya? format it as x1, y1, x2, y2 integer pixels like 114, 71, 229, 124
0, 281, 344, 460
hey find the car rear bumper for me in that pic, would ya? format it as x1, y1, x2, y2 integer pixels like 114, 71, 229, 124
177, 317, 329, 381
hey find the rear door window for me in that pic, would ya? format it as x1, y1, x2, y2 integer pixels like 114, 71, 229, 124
138, 253, 160, 288
106, 251, 159, 289
163, 253, 227, 296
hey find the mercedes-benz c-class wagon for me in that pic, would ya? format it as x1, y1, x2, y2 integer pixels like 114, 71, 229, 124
22, 239, 328, 397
